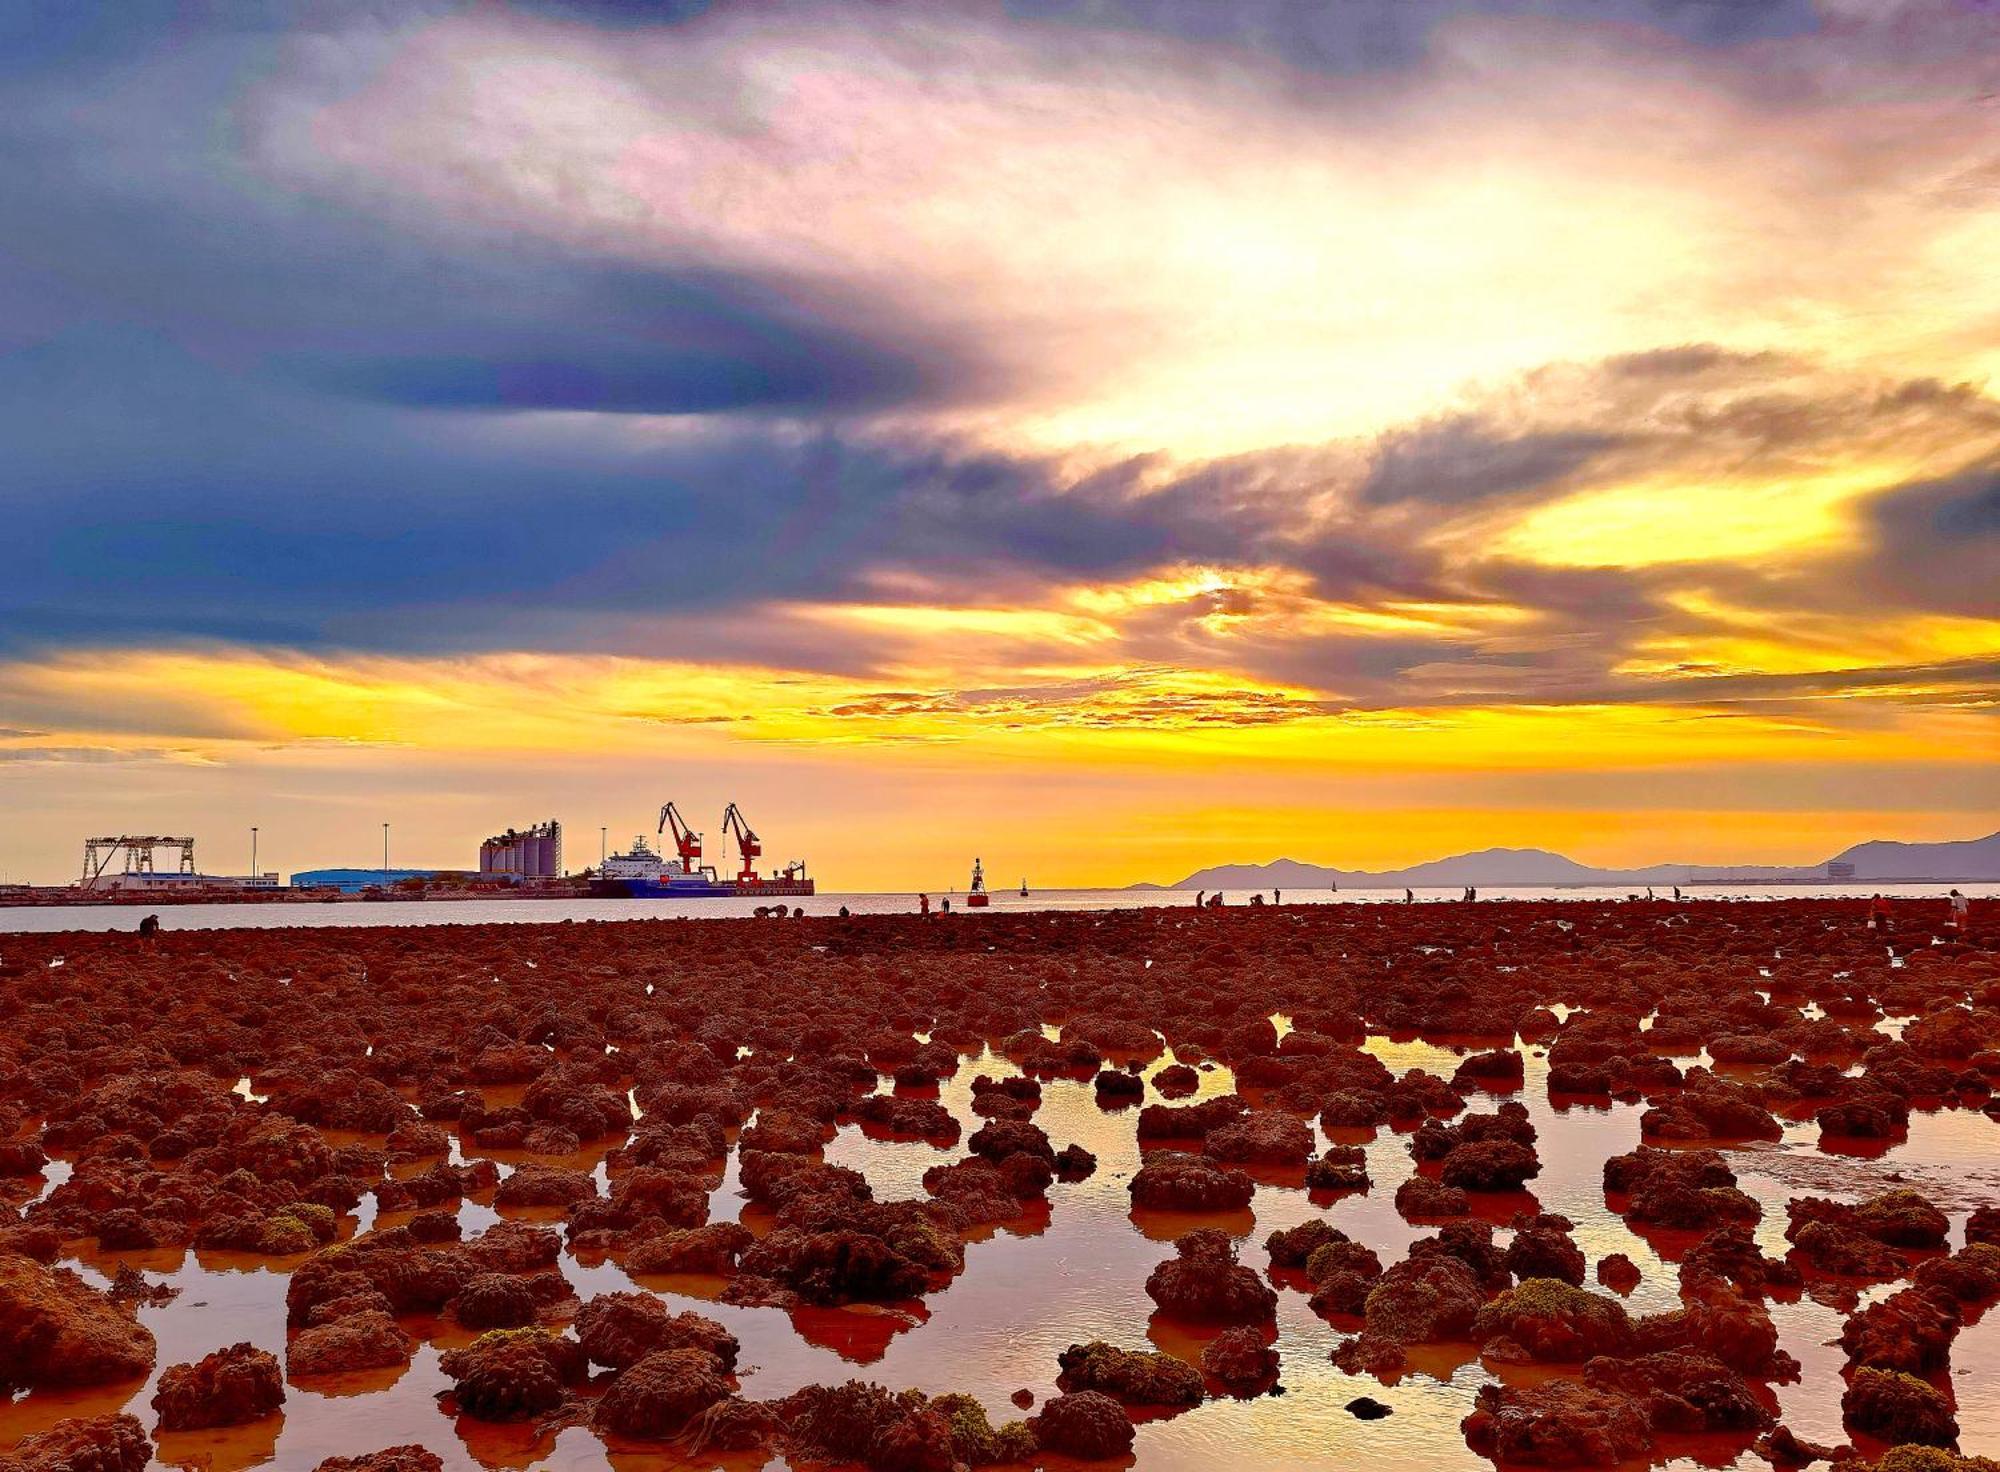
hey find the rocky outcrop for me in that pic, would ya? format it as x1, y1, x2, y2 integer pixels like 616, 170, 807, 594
151, 1342, 285, 1430
0, 1256, 155, 1392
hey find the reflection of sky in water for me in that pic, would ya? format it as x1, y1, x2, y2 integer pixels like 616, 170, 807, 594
4, 1018, 1999, 1472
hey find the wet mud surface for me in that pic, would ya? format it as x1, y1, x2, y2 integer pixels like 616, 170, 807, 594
0, 896, 1996, 1471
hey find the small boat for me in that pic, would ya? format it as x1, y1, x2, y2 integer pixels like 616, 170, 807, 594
965, 858, 991, 907
1019, 878, 1029, 897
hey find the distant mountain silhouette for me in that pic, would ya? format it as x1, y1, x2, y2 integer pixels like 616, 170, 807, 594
1825, 831, 2000, 881
1136, 831, 2000, 891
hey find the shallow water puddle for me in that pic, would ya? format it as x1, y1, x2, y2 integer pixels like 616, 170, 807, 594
10, 1024, 1997, 1472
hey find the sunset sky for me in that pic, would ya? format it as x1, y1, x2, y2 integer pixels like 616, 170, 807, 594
2, 0, 1996, 888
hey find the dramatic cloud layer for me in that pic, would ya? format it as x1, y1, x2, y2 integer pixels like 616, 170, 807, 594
1, 0, 1994, 885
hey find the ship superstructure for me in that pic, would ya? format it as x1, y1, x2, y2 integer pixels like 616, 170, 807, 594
590, 802, 814, 898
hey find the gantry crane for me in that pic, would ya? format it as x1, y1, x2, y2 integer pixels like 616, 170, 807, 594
81, 836, 196, 888
719, 803, 762, 881
656, 802, 703, 870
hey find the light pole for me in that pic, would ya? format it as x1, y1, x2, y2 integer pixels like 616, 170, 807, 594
601, 827, 607, 865
382, 823, 390, 873
251, 826, 258, 880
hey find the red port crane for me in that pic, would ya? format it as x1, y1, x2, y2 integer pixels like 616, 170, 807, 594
719, 802, 762, 881
656, 802, 703, 869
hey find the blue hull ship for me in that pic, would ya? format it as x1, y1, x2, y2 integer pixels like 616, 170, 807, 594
596, 874, 815, 898
587, 826, 815, 899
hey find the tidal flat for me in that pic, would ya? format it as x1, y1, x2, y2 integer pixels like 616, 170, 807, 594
1, 898, 1995, 1472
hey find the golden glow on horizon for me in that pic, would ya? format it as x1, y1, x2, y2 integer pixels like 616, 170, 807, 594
3, 644, 1990, 772
2, 634, 1992, 888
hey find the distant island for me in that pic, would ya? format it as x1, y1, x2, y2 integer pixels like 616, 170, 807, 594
1132, 831, 2000, 892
